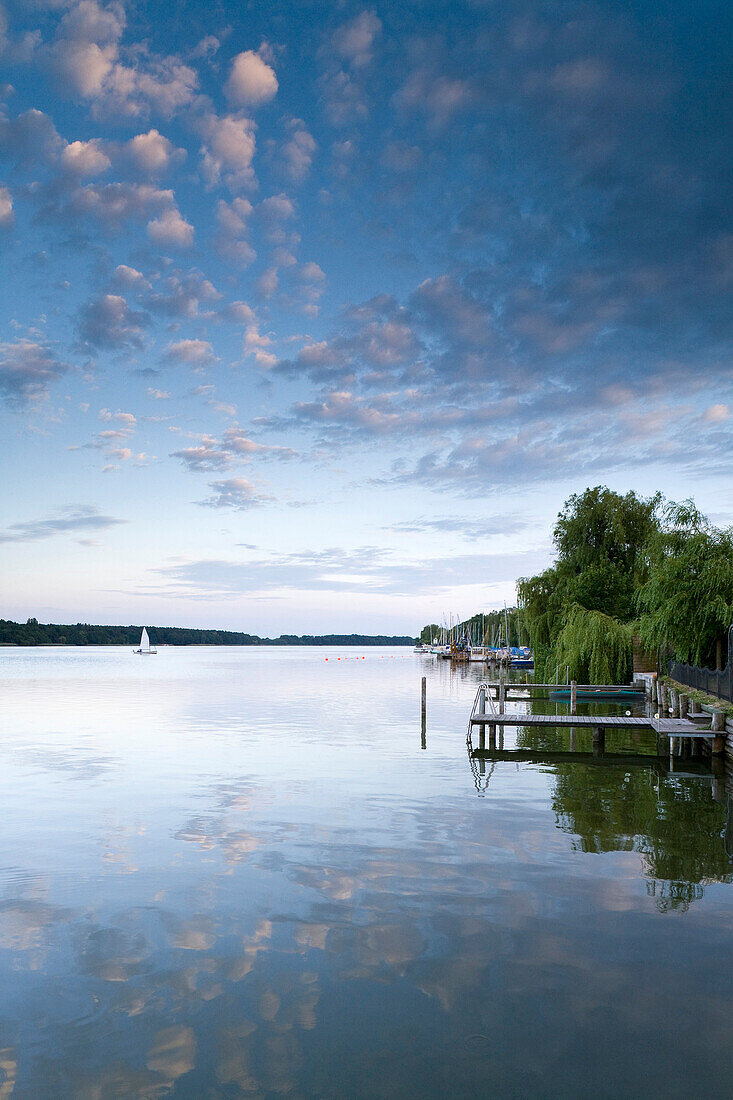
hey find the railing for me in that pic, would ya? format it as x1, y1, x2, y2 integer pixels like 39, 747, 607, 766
667, 624, 733, 703
466, 682, 499, 794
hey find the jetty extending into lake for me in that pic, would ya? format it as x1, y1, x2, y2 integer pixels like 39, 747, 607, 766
467, 680, 724, 757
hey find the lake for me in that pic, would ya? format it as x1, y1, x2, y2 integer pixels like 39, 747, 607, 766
1, 646, 732, 1098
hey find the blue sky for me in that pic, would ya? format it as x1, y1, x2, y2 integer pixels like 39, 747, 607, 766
0, 0, 731, 634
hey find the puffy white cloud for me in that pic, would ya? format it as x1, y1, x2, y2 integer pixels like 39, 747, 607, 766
0, 108, 64, 168
170, 436, 232, 471
147, 206, 194, 248
0, 184, 14, 228
49, 0, 198, 118
164, 338, 215, 365
124, 128, 184, 173
61, 138, 110, 176
199, 476, 271, 509
112, 264, 150, 289
79, 293, 150, 348
221, 301, 256, 324
225, 49, 278, 107
42, 181, 174, 233
147, 270, 221, 317
255, 267, 279, 298
280, 118, 316, 182
0, 339, 70, 407
214, 196, 256, 266
199, 112, 257, 192
332, 10, 381, 68
53, 39, 117, 96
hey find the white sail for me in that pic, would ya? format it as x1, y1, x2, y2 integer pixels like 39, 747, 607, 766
140, 627, 150, 652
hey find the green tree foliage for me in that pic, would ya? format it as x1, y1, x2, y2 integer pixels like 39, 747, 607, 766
636, 502, 733, 667
517, 486, 662, 681
549, 605, 633, 684
0, 621, 414, 647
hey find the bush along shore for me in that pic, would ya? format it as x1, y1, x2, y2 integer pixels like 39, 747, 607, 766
0, 620, 415, 647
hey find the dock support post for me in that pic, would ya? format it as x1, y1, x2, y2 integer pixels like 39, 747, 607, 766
711, 710, 726, 755
570, 680, 577, 715
498, 676, 505, 716
678, 693, 689, 720
669, 689, 679, 718
479, 726, 486, 751
421, 677, 426, 748
488, 724, 496, 751
592, 727, 606, 756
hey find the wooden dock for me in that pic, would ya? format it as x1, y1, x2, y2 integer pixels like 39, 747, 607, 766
466, 681, 720, 756
469, 712, 708, 736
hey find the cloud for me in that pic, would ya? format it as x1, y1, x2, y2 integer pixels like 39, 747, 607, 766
199, 476, 272, 510
150, 545, 547, 598
0, 184, 13, 228
79, 293, 149, 349
319, 11, 382, 126
60, 138, 110, 176
49, 0, 198, 118
214, 197, 256, 266
147, 206, 194, 248
164, 338, 215, 365
332, 10, 382, 69
147, 269, 221, 318
39, 181, 176, 233
170, 436, 233, 471
225, 49, 278, 107
0, 505, 125, 544
0, 339, 70, 407
280, 118, 316, 183
123, 128, 185, 173
111, 264, 150, 289
387, 515, 532, 540
198, 112, 257, 192
0, 108, 64, 168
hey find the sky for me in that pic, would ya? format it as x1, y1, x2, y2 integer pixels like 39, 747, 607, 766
0, 0, 731, 636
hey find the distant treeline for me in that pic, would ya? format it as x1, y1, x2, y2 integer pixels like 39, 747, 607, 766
0, 619, 415, 647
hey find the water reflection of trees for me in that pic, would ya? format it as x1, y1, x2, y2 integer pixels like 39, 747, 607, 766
550, 765, 733, 911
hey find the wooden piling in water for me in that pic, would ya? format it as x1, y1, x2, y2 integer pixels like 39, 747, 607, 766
421, 677, 426, 748
570, 680, 577, 715
711, 710, 726, 755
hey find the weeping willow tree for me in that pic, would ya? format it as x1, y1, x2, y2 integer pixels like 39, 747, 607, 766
549, 605, 633, 684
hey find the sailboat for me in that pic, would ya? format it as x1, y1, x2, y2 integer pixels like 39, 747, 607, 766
133, 627, 157, 654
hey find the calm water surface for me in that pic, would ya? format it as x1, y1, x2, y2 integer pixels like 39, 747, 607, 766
1, 646, 732, 1098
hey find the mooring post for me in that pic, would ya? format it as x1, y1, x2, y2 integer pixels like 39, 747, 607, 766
679, 693, 689, 720
479, 725, 486, 751
711, 709, 726, 755
670, 689, 679, 718
488, 724, 496, 751
421, 677, 426, 748
478, 685, 486, 716
498, 676, 505, 716
592, 726, 606, 756
570, 680, 577, 715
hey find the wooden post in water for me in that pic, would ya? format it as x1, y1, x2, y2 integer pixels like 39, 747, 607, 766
592, 726, 606, 756
498, 675, 505, 716
711, 710, 726, 755
570, 680, 577, 716
489, 724, 496, 751
669, 689, 679, 718
421, 677, 426, 749
679, 693, 689, 719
